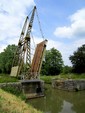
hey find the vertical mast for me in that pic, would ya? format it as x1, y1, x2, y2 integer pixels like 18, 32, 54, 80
12, 16, 28, 77
25, 6, 36, 69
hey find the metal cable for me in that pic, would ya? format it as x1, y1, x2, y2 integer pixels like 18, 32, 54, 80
35, 8, 44, 40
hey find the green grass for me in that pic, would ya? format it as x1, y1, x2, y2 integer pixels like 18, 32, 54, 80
40, 76, 57, 84
40, 73, 85, 83
59, 73, 85, 79
0, 89, 43, 113
0, 74, 18, 83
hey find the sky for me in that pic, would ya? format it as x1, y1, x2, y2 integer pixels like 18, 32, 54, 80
0, 0, 85, 66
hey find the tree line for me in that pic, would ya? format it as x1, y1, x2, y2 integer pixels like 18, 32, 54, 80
0, 44, 85, 75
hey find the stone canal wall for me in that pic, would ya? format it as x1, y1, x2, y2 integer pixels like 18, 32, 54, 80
52, 79, 85, 91
0, 82, 22, 92
0, 80, 44, 98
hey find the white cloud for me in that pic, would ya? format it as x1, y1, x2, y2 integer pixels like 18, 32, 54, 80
54, 26, 72, 38
53, 8, 85, 65
54, 8, 85, 39
47, 39, 62, 50
0, 0, 35, 52
73, 38, 85, 48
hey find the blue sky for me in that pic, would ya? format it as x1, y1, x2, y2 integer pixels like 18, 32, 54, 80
0, 0, 85, 66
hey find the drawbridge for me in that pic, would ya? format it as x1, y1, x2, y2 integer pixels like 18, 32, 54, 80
10, 6, 47, 98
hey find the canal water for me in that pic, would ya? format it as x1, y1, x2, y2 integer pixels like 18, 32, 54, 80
28, 84, 85, 113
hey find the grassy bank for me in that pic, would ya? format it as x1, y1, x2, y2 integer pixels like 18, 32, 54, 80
40, 73, 85, 84
40, 76, 57, 84
0, 89, 43, 113
0, 74, 18, 83
58, 73, 85, 79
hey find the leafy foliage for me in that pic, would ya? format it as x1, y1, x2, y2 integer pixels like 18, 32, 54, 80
41, 48, 64, 75
0, 45, 17, 74
69, 44, 85, 73
0, 74, 18, 83
62, 65, 72, 74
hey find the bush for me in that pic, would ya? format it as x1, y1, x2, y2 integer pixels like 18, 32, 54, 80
62, 66, 72, 74
0, 74, 18, 83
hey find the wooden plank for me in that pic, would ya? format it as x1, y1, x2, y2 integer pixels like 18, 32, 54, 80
31, 40, 47, 78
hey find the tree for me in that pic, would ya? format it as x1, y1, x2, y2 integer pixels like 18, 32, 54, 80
41, 48, 64, 75
62, 65, 72, 74
0, 45, 17, 74
69, 44, 85, 73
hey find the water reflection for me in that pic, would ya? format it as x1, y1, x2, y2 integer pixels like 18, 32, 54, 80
28, 84, 85, 113
59, 101, 76, 113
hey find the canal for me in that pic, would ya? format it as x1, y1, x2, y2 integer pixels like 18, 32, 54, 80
28, 84, 85, 113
